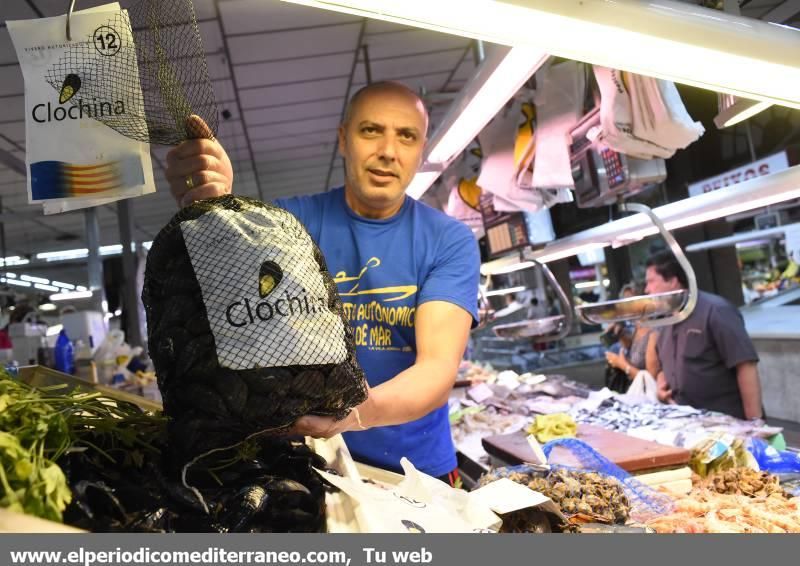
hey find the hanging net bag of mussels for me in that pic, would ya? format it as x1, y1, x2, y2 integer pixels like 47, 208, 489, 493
46, 0, 218, 145
143, 196, 369, 465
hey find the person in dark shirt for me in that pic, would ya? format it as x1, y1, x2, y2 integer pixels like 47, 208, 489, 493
645, 251, 763, 420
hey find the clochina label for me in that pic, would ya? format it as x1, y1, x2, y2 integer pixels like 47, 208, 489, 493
180, 207, 348, 369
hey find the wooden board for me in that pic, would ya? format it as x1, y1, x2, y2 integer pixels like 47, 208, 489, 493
482, 424, 690, 473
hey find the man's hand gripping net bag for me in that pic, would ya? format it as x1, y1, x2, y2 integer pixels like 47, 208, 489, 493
143, 196, 368, 462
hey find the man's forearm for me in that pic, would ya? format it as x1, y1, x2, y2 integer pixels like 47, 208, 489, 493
359, 359, 457, 428
737, 361, 763, 419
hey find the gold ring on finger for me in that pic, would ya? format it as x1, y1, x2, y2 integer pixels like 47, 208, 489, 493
185, 175, 194, 189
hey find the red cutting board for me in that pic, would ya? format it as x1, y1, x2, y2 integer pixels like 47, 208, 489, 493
481, 424, 690, 473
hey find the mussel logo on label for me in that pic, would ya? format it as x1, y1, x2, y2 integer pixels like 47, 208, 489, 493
59, 74, 81, 104
259, 260, 283, 298
225, 257, 327, 328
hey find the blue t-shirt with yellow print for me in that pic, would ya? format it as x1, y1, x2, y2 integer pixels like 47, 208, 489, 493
275, 186, 479, 477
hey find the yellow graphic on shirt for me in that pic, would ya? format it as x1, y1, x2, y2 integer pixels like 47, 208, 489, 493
333, 257, 417, 302
334, 257, 418, 351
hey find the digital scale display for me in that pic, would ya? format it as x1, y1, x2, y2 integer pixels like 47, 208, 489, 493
600, 147, 626, 189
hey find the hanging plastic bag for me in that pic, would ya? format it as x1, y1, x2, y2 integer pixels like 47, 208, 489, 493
628, 72, 704, 151
477, 98, 542, 212
443, 146, 485, 238
591, 66, 673, 159
530, 60, 585, 190
93, 328, 129, 384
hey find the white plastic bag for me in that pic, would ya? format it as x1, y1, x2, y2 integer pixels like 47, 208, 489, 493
592, 66, 673, 159
530, 60, 585, 190
625, 370, 659, 402
93, 329, 131, 384
628, 72, 704, 151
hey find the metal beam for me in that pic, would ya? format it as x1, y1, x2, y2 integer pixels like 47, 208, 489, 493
84, 208, 107, 314
0, 148, 25, 176
325, 20, 367, 191
117, 200, 143, 347
762, 0, 800, 23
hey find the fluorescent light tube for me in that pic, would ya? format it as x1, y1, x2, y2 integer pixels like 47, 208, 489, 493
36, 248, 89, 261
5, 273, 17, 278
100, 245, 123, 256
714, 95, 772, 128
484, 285, 527, 297
574, 279, 611, 289
526, 164, 800, 263
405, 171, 445, 200
22, 275, 50, 284
39, 303, 58, 312
52, 281, 76, 290
34, 283, 60, 292
685, 223, 798, 253
50, 290, 93, 301
4, 279, 31, 287
283, 0, 800, 109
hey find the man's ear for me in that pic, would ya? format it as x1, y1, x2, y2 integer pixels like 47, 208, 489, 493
337, 125, 346, 157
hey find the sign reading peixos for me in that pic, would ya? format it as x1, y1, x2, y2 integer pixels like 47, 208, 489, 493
688, 152, 789, 197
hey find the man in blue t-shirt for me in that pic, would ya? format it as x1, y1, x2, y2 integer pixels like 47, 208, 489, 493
164, 82, 479, 482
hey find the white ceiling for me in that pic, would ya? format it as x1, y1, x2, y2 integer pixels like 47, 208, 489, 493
0, 0, 799, 289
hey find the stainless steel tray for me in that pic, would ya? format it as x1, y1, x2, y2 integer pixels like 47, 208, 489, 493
575, 289, 689, 325
492, 315, 567, 339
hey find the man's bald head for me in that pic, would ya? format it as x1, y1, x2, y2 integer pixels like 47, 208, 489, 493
342, 81, 429, 133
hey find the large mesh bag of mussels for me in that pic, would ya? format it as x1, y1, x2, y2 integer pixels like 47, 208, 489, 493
143, 195, 368, 461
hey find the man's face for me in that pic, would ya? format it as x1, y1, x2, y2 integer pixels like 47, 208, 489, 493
645, 266, 682, 294
338, 89, 427, 216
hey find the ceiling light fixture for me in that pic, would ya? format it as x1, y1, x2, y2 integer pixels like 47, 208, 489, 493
714, 94, 772, 129
2, 279, 31, 288
50, 290, 93, 301
36, 248, 89, 262
21, 275, 50, 284
282, 0, 800, 109
484, 285, 527, 297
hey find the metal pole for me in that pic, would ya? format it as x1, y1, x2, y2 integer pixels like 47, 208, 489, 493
473, 39, 486, 65
117, 199, 143, 347
84, 208, 107, 314
0, 197, 6, 274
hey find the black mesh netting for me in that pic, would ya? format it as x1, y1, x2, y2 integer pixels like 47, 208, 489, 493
143, 196, 368, 463
45, 0, 217, 145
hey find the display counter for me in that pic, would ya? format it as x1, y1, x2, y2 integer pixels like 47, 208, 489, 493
743, 306, 800, 421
